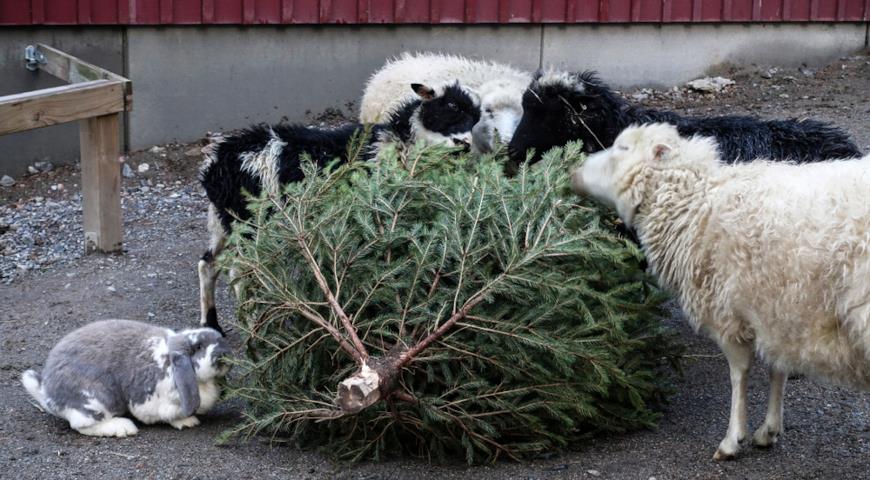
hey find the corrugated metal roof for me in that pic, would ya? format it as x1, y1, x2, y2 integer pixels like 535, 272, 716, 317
1, 0, 868, 25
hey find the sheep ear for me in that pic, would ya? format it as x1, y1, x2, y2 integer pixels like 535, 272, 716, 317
411, 83, 436, 101
168, 336, 200, 417
653, 144, 671, 161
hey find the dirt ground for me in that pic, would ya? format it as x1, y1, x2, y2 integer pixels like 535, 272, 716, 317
1, 53, 868, 480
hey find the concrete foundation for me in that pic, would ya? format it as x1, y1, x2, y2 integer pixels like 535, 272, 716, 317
0, 23, 867, 175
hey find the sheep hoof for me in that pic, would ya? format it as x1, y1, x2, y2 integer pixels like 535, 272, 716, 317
752, 425, 780, 448
712, 448, 737, 461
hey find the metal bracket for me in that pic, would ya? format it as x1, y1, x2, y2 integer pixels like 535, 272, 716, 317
25, 45, 46, 72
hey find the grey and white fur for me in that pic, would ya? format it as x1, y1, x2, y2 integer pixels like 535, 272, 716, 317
21, 320, 232, 437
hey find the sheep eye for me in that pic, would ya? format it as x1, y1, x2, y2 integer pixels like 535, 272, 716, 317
447, 102, 458, 111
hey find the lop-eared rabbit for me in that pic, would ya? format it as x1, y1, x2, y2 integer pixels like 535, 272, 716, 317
22, 320, 231, 437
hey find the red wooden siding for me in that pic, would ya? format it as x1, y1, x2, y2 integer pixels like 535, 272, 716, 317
2, 0, 869, 24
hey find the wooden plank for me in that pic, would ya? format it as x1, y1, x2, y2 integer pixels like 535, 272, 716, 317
37, 43, 128, 84
35, 43, 132, 111
80, 113, 123, 253
0, 80, 125, 136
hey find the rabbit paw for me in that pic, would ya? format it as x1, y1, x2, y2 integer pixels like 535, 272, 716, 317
169, 416, 200, 430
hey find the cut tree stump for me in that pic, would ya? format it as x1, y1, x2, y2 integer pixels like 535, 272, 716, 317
0, 44, 132, 253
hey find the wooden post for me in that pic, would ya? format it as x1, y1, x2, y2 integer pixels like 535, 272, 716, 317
80, 113, 122, 253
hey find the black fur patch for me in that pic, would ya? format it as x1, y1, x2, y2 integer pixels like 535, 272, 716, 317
416, 82, 481, 138
200, 123, 381, 235
205, 307, 224, 336
508, 71, 862, 166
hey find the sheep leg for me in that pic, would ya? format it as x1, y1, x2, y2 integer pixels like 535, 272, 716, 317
713, 339, 753, 461
752, 368, 787, 448
198, 205, 226, 335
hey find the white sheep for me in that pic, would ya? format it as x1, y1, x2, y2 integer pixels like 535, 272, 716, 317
360, 52, 532, 152
571, 123, 870, 461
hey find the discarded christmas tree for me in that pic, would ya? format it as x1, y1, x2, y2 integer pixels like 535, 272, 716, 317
220, 142, 677, 463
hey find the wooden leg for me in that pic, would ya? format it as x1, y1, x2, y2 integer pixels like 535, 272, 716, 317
79, 113, 122, 253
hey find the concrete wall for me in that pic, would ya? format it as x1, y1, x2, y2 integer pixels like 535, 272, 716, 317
542, 23, 868, 88
1, 23, 867, 175
0, 28, 124, 176
125, 25, 542, 150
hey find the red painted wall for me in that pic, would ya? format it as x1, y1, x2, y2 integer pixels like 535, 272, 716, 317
2, 0, 868, 25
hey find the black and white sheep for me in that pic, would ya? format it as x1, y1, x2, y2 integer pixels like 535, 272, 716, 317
572, 123, 870, 461
360, 52, 532, 153
198, 82, 481, 334
508, 70, 862, 166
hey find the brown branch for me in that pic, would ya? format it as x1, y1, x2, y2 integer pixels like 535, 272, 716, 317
394, 292, 488, 370
296, 233, 369, 362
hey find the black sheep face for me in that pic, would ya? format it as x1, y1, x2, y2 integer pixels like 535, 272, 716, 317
411, 82, 481, 149
508, 71, 623, 166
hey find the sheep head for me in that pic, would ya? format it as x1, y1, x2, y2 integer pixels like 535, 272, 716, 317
508, 70, 626, 167
571, 123, 719, 228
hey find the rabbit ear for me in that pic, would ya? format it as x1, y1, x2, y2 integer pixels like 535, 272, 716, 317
168, 336, 200, 417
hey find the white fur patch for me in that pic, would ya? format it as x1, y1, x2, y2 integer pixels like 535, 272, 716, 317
76, 417, 139, 437
129, 373, 184, 425
20, 370, 48, 412
59, 391, 110, 429
240, 130, 286, 197
196, 380, 221, 414
535, 70, 584, 93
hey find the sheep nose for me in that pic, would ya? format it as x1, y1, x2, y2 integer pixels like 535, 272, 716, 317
570, 168, 586, 195
471, 123, 493, 154
452, 138, 472, 152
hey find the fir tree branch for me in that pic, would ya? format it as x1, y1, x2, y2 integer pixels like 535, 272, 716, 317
296, 232, 369, 362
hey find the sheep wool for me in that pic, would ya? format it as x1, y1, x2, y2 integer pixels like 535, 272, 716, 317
360, 52, 530, 123
572, 123, 870, 459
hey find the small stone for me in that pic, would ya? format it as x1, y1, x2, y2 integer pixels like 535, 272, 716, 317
1, 175, 15, 187
149, 146, 165, 154
27, 166, 39, 175
122, 163, 135, 178
140, 186, 150, 193
799, 66, 815, 77
760, 67, 778, 79
686, 76, 735, 93
587, 470, 601, 477
184, 146, 202, 157
147, 312, 155, 318
137, 163, 150, 173
631, 92, 649, 101
779, 94, 790, 99
34, 161, 53, 172
107, 285, 117, 293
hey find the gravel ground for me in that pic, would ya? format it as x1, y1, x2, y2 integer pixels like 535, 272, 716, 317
1, 53, 868, 480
